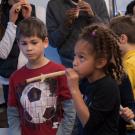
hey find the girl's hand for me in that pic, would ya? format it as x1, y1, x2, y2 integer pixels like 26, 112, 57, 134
120, 107, 135, 122
78, 1, 94, 16
65, 68, 80, 94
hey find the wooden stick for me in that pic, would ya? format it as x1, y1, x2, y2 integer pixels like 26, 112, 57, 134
15, 0, 28, 13
15, 5, 21, 13
120, 105, 135, 128
26, 71, 66, 83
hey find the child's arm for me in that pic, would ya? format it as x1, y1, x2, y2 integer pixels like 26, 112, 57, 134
56, 99, 76, 135
66, 68, 90, 126
7, 106, 21, 135
0, 3, 19, 59
0, 22, 16, 59
120, 106, 135, 122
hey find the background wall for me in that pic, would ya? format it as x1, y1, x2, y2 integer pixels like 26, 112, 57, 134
114, 0, 133, 14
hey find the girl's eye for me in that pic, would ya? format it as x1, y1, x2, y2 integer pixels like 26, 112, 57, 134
79, 55, 84, 59
79, 55, 85, 62
74, 54, 85, 62
79, 56, 85, 62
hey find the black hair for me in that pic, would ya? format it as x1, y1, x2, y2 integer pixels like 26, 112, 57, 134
125, 0, 135, 15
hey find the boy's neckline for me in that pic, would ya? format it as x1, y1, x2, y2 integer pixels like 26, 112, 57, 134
26, 58, 50, 70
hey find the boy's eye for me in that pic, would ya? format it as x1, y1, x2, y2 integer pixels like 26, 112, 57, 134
31, 41, 38, 45
20, 42, 27, 46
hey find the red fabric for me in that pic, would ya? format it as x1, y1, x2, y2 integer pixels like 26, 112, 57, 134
8, 61, 71, 135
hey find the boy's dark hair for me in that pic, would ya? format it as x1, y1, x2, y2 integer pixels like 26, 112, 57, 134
125, 0, 135, 15
109, 16, 135, 44
16, 17, 47, 41
79, 24, 124, 82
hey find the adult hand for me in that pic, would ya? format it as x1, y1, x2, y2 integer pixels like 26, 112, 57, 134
21, 2, 32, 18
64, 7, 79, 26
78, 1, 94, 16
9, 2, 21, 23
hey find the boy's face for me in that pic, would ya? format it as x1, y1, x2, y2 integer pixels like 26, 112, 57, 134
18, 36, 48, 63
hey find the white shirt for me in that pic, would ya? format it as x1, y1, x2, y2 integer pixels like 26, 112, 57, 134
0, 22, 16, 85
0, 22, 17, 59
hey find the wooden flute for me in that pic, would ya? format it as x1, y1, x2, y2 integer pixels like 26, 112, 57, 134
26, 71, 66, 83
15, 0, 28, 13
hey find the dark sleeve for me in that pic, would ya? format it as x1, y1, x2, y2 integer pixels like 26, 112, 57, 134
119, 76, 135, 112
46, 2, 72, 48
92, 0, 109, 22
84, 83, 120, 133
31, 4, 36, 17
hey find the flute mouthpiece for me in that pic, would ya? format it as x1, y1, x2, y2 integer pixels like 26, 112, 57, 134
15, 5, 21, 13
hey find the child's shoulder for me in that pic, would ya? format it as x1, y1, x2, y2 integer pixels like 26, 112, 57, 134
10, 66, 26, 79
96, 76, 119, 93
48, 61, 66, 70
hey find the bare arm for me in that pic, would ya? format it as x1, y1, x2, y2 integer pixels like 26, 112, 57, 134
66, 68, 89, 126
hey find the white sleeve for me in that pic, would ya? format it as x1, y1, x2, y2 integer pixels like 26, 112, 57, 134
0, 22, 17, 59
35, 6, 46, 23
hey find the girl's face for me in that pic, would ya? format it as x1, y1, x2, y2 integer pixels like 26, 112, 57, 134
73, 39, 97, 80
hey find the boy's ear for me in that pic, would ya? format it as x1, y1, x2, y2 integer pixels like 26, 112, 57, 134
95, 58, 107, 69
44, 37, 49, 48
119, 34, 128, 44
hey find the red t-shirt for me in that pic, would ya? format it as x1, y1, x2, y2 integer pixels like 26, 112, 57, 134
8, 61, 71, 135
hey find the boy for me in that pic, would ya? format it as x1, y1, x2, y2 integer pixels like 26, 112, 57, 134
110, 15, 135, 135
110, 16, 135, 99
7, 17, 75, 135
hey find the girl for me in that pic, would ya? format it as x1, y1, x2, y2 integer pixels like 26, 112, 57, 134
66, 24, 124, 135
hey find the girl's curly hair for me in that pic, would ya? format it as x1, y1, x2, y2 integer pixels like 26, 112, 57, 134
79, 24, 125, 83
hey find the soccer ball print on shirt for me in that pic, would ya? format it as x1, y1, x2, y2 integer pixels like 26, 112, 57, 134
17, 79, 59, 125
